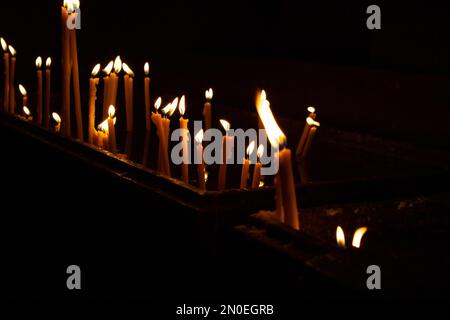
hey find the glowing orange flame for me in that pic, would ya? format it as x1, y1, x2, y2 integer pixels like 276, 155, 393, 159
144, 62, 150, 76
256, 90, 286, 148
154, 97, 162, 111
307, 106, 316, 114
257, 144, 264, 158
352, 227, 368, 249
179, 95, 186, 116
104, 61, 114, 75
122, 63, 134, 77
306, 117, 320, 127
19, 84, 27, 96
336, 226, 346, 249
52, 112, 62, 124
46, 57, 52, 68
108, 105, 116, 119
8, 45, 16, 56
35, 56, 42, 68
195, 129, 204, 145
91, 64, 101, 77
113, 56, 122, 73
220, 119, 231, 132
0, 38, 7, 51
205, 88, 213, 100
162, 98, 178, 117
247, 141, 256, 156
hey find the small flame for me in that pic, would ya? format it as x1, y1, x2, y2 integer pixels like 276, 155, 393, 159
104, 61, 114, 75
205, 88, 213, 100
19, 84, 27, 96
256, 90, 286, 148
52, 112, 62, 124
108, 105, 116, 118
98, 119, 109, 133
179, 95, 186, 116
91, 64, 101, 77
23, 106, 31, 117
122, 63, 134, 77
0, 38, 7, 51
336, 226, 346, 249
8, 45, 16, 56
72, 0, 80, 9
65, 0, 74, 12
35, 56, 42, 68
259, 181, 265, 188
352, 227, 368, 249
46, 57, 52, 68
204, 171, 209, 183
154, 97, 162, 111
306, 117, 320, 127
257, 144, 264, 158
162, 98, 178, 117
144, 62, 150, 75
247, 141, 256, 156
113, 56, 122, 73
220, 119, 231, 132
307, 106, 316, 114
195, 129, 204, 145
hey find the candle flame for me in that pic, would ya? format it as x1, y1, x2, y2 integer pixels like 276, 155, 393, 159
247, 141, 256, 156
259, 181, 265, 188
256, 90, 286, 149
144, 62, 150, 75
179, 95, 186, 116
73, 0, 80, 9
98, 119, 109, 133
91, 64, 101, 77
19, 84, 27, 96
122, 63, 134, 77
257, 144, 264, 158
104, 61, 114, 75
154, 97, 162, 111
108, 105, 116, 119
162, 98, 178, 117
307, 106, 316, 114
306, 117, 321, 127
23, 106, 31, 117
46, 57, 52, 68
8, 45, 16, 56
220, 119, 231, 132
204, 171, 209, 183
195, 129, 204, 145
1, 38, 7, 51
352, 227, 368, 249
205, 88, 213, 100
52, 112, 62, 124
114, 56, 122, 73
336, 226, 346, 249
35, 56, 42, 68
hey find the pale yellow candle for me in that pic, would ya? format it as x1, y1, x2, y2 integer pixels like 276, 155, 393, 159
102, 61, 113, 118
122, 63, 134, 132
109, 56, 122, 116
240, 141, 255, 189
88, 64, 101, 144
203, 88, 213, 131
44, 58, 52, 128
8, 45, 16, 114
1, 38, 10, 112
35, 57, 43, 125
218, 119, 233, 191
144, 62, 151, 131
178, 96, 189, 184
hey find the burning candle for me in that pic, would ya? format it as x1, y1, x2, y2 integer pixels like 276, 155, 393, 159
203, 88, 213, 131
107, 105, 117, 154
44, 58, 52, 128
35, 57, 43, 125
301, 120, 320, 160
195, 129, 206, 191
97, 119, 111, 150
88, 64, 101, 144
307, 106, 316, 119
151, 97, 163, 173
61, 2, 71, 136
240, 141, 255, 189
102, 61, 113, 118
109, 56, 122, 115
52, 112, 62, 133
144, 62, 151, 131
8, 45, 16, 114
252, 144, 264, 189
296, 117, 320, 158
218, 119, 233, 191
23, 106, 32, 121
352, 227, 368, 249
122, 62, 134, 132
1, 38, 9, 112
19, 84, 28, 112
179, 95, 189, 184
160, 98, 178, 177
257, 90, 299, 230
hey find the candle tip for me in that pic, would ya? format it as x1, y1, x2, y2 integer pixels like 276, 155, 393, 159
114, 56, 122, 73
154, 97, 162, 111
220, 119, 231, 132
179, 95, 186, 116
144, 62, 150, 75
205, 88, 213, 100
35, 56, 42, 68
46, 57, 52, 68
52, 112, 62, 124
0, 37, 7, 51
122, 63, 134, 77
8, 45, 16, 56
19, 84, 27, 96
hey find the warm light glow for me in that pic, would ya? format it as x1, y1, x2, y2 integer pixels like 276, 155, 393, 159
52, 112, 62, 124
104, 61, 114, 75
336, 226, 346, 249
307, 106, 316, 114
65, 0, 74, 12
144, 62, 150, 75
204, 171, 209, 183
91, 64, 101, 77
205, 88, 213, 100
23, 106, 31, 116
114, 56, 122, 73
98, 119, 109, 133
179, 95, 186, 116
108, 105, 116, 119
306, 117, 321, 127
352, 227, 368, 249
19, 84, 27, 96
46, 57, 52, 68
122, 63, 134, 77
73, 0, 80, 9
154, 97, 162, 111
8, 45, 16, 56
247, 141, 256, 156
0, 38, 7, 51
162, 98, 178, 117
35, 56, 42, 68
257, 144, 264, 159
259, 181, 265, 188
220, 119, 231, 132
195, 129, 204, 145
256, 90, 286, 148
